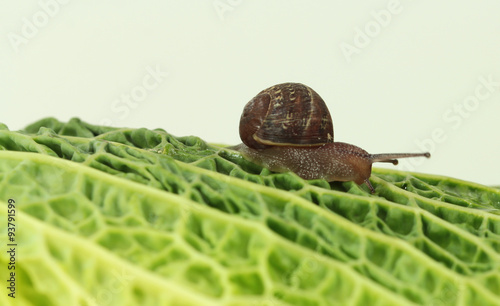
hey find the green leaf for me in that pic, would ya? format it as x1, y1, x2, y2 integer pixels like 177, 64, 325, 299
0, 117, 499, 306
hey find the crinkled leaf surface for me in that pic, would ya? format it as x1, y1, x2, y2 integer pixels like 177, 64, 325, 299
0, 117, 499, 306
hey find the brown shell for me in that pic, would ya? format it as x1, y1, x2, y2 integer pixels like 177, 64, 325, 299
239, 83, 334, 149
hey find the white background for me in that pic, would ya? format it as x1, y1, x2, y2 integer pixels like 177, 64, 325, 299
1, 0, 499, 186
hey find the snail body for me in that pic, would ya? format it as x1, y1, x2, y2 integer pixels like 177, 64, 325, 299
232, 82, 430, 193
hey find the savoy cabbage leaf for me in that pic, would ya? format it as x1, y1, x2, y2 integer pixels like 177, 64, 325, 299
0, 117, 499, 306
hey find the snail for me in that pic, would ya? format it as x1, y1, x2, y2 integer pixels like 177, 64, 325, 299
230, 82, 430, 193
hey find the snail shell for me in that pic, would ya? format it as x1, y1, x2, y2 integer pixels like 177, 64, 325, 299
239, 83, 333, 149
